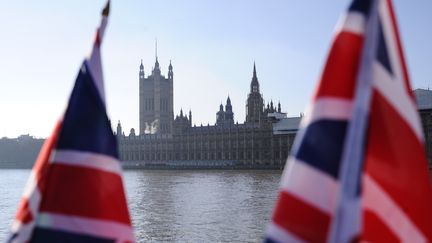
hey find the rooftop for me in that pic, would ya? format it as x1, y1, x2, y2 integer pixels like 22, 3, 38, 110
273, 117, 302, 135
414, 88, 432, 110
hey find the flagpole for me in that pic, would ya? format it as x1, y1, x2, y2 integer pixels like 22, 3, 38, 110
87, 0, 110, 104
328, 0, 380, 242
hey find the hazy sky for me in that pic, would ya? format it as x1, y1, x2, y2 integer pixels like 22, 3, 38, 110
0, 0, 431, 138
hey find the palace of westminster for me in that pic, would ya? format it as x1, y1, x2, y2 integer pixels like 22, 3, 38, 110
116, 54, 300, 168
116, 53, 432, 169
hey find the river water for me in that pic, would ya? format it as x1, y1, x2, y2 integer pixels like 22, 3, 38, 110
0, 169, 281, 242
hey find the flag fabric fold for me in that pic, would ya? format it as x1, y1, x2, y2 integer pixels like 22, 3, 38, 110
8, 1, 135, 242
265, 0, 432, 242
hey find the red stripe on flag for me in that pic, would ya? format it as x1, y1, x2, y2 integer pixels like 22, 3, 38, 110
40, 163, 131, 225
95, 29, 101, 47
384, 0, 412, 97
34, 121, 62, 192
313, 31, 364, 101
272, 190, 330, 242
361, 210, 399, 242
364, 90, 432, 239
13, 121, 61, 225
15, 199, 33, 224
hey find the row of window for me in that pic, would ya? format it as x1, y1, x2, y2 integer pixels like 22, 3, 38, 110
143, 98, 170, 111
121, 138, 291, 149
122, 150, 289, 162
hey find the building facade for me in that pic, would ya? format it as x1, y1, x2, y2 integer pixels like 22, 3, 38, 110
139, 56, 174, 135
118, 56, 432, 170
118, 58, 299, 168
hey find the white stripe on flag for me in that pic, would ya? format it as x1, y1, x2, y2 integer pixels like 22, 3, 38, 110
363, 174, 426, 243
22, 171, 42, 215
281, 157, 339, 215
372, 62, 423, 141
266, 222, 306, 243
87, 15, 108, 104
378, 0, 405, 91
336, 12, 366, 35
51, 150, 122, 176
37, 213, 134, 242
302, 97, 353, 128
9, 221, 36, 243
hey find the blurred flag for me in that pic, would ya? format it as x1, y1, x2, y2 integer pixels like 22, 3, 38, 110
7, 1, 135, 242
265, 0, 432, 242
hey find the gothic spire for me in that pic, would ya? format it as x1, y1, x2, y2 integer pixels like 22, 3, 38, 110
250, 62, 260, 93
189, 109, 192, 124
168, 59, 173, 79
154, 38, 160, 69
139, 59, 145, 79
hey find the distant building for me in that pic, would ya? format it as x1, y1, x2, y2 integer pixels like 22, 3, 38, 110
116, 52, 432, 169
117, 57, 299, 168
414, 88, 432, 169
0, 135, 44, 168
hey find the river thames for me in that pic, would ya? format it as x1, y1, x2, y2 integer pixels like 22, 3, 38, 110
0, 169, 281, 242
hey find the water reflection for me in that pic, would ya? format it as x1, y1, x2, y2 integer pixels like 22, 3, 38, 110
124, 170, 281, 243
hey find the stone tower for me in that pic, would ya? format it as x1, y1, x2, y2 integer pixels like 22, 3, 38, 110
246, 63, 264, 123
225, 96, 234, 125
116, 120, 122, 137
139, 45, 173, 134
216, 103, 225, 125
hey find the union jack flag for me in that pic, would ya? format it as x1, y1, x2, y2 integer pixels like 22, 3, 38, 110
7, 2, 135, 242
265, 0, 432, 242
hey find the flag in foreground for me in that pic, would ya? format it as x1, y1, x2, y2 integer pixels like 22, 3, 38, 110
8, 2, 135, 242
265, 0, 432, 242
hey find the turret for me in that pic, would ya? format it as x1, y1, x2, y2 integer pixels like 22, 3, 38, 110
216, 103, 225, 125
224, 96, 234, 124
168, 60, 173, 80
129, 128, 136, 137
225, 96, 232, 111
189, 110, 192, 126
116, 120, 122, 137
139, 60, 145, 80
